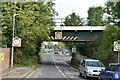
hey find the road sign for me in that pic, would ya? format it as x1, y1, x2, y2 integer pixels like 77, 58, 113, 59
114, 41, 120, 51
12, 38, 21, 47
0, 53, 4, 61
55, 32, 62, 39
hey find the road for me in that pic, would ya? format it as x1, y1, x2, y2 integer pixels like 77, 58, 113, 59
30, 53, 98, 80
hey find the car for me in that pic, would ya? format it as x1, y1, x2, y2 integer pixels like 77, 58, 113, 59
79, 59, 105, 79
54, 49, 59, 54
99, 63, 120, 80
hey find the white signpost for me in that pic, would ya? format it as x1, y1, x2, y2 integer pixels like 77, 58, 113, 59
114, 40, 120, 63
12, 38, 21, 47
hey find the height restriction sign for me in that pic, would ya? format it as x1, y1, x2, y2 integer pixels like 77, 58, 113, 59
55, 32, 62, 39
12, 38, 21, 47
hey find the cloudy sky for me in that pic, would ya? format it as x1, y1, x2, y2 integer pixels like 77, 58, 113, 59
54, 0, 108, 18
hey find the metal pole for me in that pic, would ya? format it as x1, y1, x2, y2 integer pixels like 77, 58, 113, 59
117, 40, 120, 63
118, 51, 119, 63
11, 14, 19, 68
11, 14, 15, 68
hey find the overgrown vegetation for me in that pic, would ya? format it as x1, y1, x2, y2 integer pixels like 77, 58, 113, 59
87, 6, 106, 26
87, 1, 120, 66
63, 12, 83, 26
64, 1, 120, 66
2, 1, 57, 66
88, 26, 120, 66
2, 1, 120, 67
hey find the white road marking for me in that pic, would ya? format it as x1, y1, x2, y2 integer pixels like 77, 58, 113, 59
61, 73, 66, 77
52, 56, 66, 78
65, 62, 79, 71
52, 55, 79, 80
58, 70, 62, 73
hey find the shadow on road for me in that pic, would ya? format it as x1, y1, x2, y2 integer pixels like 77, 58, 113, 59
42, 61, 69, 67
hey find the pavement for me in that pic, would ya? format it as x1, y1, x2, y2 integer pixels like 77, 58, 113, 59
1, 65, 38, 79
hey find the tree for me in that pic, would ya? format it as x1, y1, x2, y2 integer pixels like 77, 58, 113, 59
98, 26, 120, 65
2, 1, 57, 65
87, 6, 106, 26
105, 1, 120, 25
64, 12, 83, 26
63, 12, 83, 51
87, 35, 102, 59
58, 42, 65, 49
80, 2, 120, 66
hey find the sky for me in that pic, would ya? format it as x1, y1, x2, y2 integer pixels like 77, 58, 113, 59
54, 0, 108, 19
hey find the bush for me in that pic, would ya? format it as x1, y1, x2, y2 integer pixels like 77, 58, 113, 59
13, 49, 23, 64
14, 49, 37, 67
16, 55, 37, 67
38, 52, 44, 63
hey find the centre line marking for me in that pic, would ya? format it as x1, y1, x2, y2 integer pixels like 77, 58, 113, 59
52, 56, 66, 78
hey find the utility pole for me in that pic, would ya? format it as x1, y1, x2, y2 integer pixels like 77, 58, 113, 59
11, 13, 19, 68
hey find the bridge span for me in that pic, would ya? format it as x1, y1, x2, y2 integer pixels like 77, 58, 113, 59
49, 26, 105, 42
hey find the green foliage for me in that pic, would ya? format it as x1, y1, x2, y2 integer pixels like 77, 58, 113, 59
64, 42, 75, 51
13, 49, 23, 64
75, 42, 88, 56
58, 42, 65, 49
1, 35, 7, 45
85, 26, 119, 66
38, 52, 44, 63
98, 26, 119, 65
87, 6, 106, 26
2, 1, 57, 66
105, 2, 120, 25
79, 2, 120, 66
62, 2, 120, 67
16, 55, 37, 67
64, 12, 83, 26
87, 35, 102, 59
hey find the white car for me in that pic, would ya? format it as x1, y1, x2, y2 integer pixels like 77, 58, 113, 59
79, 59, 105, 79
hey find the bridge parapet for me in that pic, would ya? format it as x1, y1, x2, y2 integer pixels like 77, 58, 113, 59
54, 26, 105, 31
49, 26, 106, 42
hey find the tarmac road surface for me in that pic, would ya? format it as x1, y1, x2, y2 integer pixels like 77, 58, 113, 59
30, 53, 98, 80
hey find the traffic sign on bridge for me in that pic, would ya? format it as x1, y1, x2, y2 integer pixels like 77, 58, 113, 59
55, 32, 62, 39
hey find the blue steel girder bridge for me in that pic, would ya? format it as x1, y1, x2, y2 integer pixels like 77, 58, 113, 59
49, 26, 105, 42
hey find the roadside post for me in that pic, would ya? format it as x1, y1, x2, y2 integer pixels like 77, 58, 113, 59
11, 13, 19, 68
72, 46, 76, 53
72, 46, 76, 58
117, 40, 120, 63
114, 40, 120, 63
